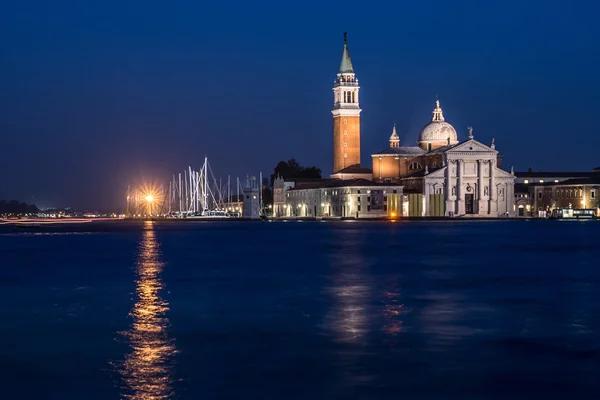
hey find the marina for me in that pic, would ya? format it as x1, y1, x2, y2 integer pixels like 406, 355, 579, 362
125, 157, 264, 220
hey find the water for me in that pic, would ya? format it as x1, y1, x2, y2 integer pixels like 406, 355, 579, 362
1, 220, 600, 399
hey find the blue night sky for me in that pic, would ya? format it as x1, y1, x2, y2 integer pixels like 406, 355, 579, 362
1, 0, 599, 210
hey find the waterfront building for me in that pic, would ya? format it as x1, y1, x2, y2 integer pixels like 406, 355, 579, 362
371, 102, 515, 217
513, 167, 600, 217
280, 179, 403, 218
242, 176, 261, 219
276, 33, 518, 218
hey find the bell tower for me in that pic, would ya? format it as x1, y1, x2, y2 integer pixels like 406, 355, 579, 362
332, 32, 361, 173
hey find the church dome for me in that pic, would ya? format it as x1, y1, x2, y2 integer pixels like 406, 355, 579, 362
418, 100, 458, 151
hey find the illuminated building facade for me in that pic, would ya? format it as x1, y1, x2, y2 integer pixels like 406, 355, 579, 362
242, 176, 261, 219
279, 179, 403, 218
371, 101, 515, 217
514, 168, 600, 217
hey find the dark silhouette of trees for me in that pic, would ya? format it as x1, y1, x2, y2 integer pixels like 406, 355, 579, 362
0, 200, 39, 215
269, 159, 322, 187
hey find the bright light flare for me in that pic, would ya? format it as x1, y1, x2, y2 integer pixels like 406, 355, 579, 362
145, 195, 154, 202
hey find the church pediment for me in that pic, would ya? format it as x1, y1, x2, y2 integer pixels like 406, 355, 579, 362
494, 167, 514, 178
425, 167, 446, 178
446, 139, 497, 154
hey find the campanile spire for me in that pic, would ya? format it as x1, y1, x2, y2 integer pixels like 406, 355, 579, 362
339, 32, 354, 73
332, 33, 361, 173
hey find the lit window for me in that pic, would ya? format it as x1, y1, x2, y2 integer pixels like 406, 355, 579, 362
344, 153, 347, 158
524, 180, 529, 184
539, 180, 544, 183
554, 180, 559, 183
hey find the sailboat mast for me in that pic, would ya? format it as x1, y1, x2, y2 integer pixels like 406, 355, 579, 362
203, 156, 208, 214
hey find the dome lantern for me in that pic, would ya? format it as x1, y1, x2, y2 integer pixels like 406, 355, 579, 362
418, 99, 459, 151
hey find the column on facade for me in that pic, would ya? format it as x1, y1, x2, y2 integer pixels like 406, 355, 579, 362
490, 160, 496, 200
424, 182, 430, 216
478, 161, 484, 199
490, 159, 498, 214
457, 159, 465, 214
458, 160, 464, 200
445, 161, 451, 201
445, 160, 453, 216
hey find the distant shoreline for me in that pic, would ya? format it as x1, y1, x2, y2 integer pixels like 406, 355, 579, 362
2, 216, 593, 227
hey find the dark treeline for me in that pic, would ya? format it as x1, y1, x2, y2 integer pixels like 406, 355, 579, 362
0, 200, 39, 215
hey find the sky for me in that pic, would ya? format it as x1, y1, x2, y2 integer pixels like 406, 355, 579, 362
1, 0, 599, 210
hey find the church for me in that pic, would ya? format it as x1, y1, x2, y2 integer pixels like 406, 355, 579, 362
330, 33, 516, 217
275, 33, 516, 218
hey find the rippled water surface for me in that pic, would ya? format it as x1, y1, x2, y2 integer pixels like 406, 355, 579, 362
1, 220, 600, 399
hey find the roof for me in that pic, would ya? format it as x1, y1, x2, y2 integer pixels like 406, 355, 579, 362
533, 176, 600, 186
334, 165, 373, 174
339, 32, 354, 73
288, 178, 400, 191
401, 167, 444, 179
514, 183, 530, 193
514, 171, 593, 178
373, 146, 426, 156
428, 144, 455, 153
284, 178, 331, 184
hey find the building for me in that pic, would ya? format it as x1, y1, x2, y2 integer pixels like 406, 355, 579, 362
276, 33, 518, 218
371, 101, 515, 217
281, 179, 403, 218
242, 176, 260, 219
513, 167, 600, 217
419, 135, 516, 217
332, 32, 362, 174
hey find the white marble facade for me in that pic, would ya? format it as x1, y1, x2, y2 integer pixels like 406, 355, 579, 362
423, 138, 516, 217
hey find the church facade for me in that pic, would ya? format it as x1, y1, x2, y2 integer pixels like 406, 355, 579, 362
371, 101, 516, 217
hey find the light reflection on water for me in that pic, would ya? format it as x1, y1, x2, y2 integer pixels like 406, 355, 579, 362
325, 230, 371, 344
381, 289, 404, 337
117, 221, 176, 399
324, 227, 375, 390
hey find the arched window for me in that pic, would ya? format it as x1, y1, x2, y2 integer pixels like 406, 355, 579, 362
409, 162, 422, 170
352, 92, 356, 103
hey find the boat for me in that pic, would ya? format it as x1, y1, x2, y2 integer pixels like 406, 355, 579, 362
550, 208, 597, 220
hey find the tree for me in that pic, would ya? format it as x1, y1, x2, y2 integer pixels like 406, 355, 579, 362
269, 158, 322, 187
0, 199, 39, 215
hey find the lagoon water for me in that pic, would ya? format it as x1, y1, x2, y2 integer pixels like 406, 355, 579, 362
1, 220, 600, 399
